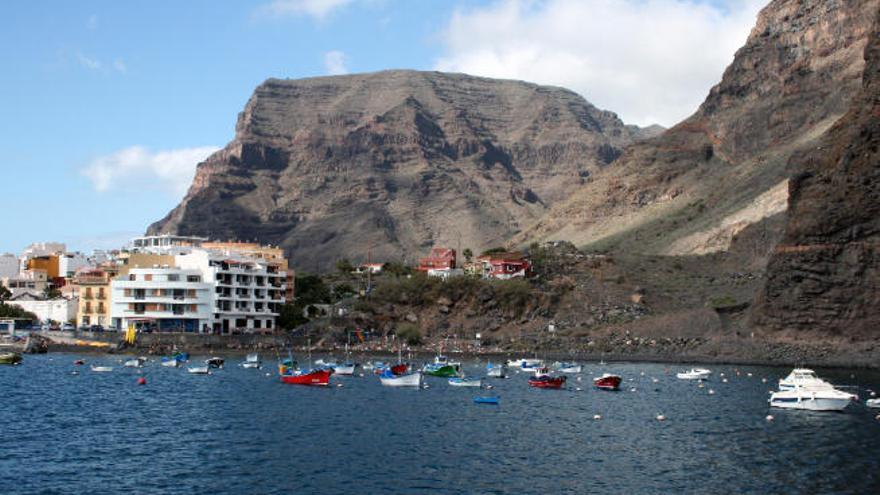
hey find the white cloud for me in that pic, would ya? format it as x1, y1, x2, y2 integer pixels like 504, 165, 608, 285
87, 14, 98, 30
82, 145, 220, 197
260, 0, 355, 20
76, 51, 101, 70
433, 0, 764, 127
323, 50, 349, 75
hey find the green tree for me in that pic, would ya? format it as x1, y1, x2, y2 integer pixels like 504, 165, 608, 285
395, 323, 422, 345
0, 286, 11, 302
463, 248, 473, 262
335, 259, 354, 274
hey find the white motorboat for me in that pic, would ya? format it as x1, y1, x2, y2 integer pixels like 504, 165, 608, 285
379, 371, 422, 387
242, 353, 261, 369
187, 366, 210, 375
506, 358, 543, 370
448, 377, 482, 387
161, 359, 179, 368
334, 362, 357, 375
90, 365, 113, 373
769, 387, 856, 411
205, 357, 225, 369
123, 357, 145, 368
556, 362, 582, 374
486, 362, 507, 378
866, 398, 880, 408
676, 368, 712, 380
778, 368, 835, 391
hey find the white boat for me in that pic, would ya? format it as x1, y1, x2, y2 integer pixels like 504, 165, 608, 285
866, 398, 880, 408
334, 363, 357, 375
506, 358, 543, 370
556, 362, 582, 374
205, 357, 225, 369
123, 357, 145, 368
676, 368, 712, 380
187, 366, 210, 375
769, 387, 856, 411
90, 365, 113, 372
448, 377, 482, 387
379, 371, 422, 387
161, 359, 179, 368
486, 362, 507, 378
778, 368, 835, 391
242, 353, 261, 369
533, 366, 551, 378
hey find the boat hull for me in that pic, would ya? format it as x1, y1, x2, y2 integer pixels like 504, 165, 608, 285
529, 376, 566, 389
486, 366, 506, 378
0, 352, 22, 365
188, 366, 209, 375
161, 359, 179, 368
380, 372, 422, 387
334, 364, 357, 375
448, 378, 481, 387
280, 369, 332, 386
423, 364, 458, 377
769, 396, 853, 411
242, 361, 260, 369
594, 375, 622, 391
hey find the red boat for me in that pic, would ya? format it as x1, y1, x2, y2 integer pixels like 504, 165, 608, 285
280, 368, 332, 386
593, 373, 622, 391
528, 375, 567, 389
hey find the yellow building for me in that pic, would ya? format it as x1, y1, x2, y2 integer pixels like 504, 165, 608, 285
27, 255, 60, 279
74, 269, 113, 328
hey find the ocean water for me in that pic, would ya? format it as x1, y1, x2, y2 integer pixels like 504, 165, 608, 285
2, 354, 880, 494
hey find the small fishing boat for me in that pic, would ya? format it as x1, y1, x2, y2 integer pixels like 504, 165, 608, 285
205, 357, 225, 369
448, 377, 482, 387
533, 366, 551, 378
73, 359, 85, 366
379, 369, 422, 387
474, 396, 500, 405
90, 365, 113, 373
0, 352, 23, 365
593, 373, 622, 391
769, 387, 856, 411
187, 366, 210, 375
506, 358, 543, 370
676, 368, 712, 380
242, 353, 260, 369
528, 375, 566, 389
556, 362, 583, 374
161, 352, 189, 366
423, 355, 461, 377
161, 359, 180, 368
280, 368, 332, 385
334, 362, 357, 375
866, 398, 880, 408
486, 362, 507, 378
123, 357, 146, 368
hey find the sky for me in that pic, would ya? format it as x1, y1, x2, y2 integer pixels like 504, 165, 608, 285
0, 0, 764, 255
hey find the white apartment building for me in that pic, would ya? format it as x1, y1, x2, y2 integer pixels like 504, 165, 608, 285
110, 266, 214, 332
0, 254, 19, 279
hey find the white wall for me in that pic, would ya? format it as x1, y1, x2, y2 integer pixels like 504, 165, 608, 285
9, 298, 77, 323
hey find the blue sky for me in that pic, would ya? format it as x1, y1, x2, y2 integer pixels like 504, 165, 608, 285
0, 0, 763, 255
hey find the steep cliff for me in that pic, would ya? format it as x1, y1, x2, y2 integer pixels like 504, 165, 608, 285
520, 0, 878, 258
149, 70, 645, 269
753, 14, 880, 335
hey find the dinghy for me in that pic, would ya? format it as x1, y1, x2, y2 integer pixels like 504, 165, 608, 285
379, 369, 422, 387
474, 396, 500, 405
448, 377, 482, 387
187, 366, 209, 375
90, 365, 113, 373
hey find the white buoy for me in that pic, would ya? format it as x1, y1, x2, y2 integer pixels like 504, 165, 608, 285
630, 387, 637, 392
265, 373, 271, 377
656, 414, 666, 421
359, 373, 365, 377
576, 376, 582, 382
337, 383, 343, 388
722, 378, 728, 383
747, 373, 753, 377
698, 383, 705, 389
640, 371, 645, 376
708, 389, 715, 395
761, 378, 767, 383
70, 371, 78, 375
423, 384, 430, 389
651, 378, 659, 383
575, 387, 583, 391
871, 391, 877, 397
593, 414, 602, 420
875, 414, 880, 421
486, 385, 494, 390
720, 372, 725, 377
766, 415, 774, 422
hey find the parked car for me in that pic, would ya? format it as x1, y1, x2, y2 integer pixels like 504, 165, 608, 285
89, 325, 105, 332
61, 323, 75, 331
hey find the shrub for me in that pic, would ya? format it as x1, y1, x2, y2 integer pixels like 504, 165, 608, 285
395, 323, 422, 345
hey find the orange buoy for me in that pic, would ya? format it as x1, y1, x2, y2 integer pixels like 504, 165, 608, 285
137, 377, 147, 385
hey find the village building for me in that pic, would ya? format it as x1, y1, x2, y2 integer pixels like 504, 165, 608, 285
417, 247, 457, 272
474, 252, 532, 279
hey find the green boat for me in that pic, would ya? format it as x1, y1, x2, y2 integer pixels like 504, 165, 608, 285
0, 352, 23, 365
422, 356, 461, 377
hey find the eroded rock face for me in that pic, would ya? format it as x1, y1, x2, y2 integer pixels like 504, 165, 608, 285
149, 70, 645, 269
753, 14, 880, 335
520, 0, 878, 256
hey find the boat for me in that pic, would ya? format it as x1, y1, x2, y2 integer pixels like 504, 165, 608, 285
123, 357, 146, 368
90, 365, 113, 372
448, 377, 482, 387
676, 368, 712, 380
423, 355, 461, 377
0, 352, 22, 365
474, 396, 500, 405
242, 353, 260, 369
161, 352, 189, 366
205, 357, 225, 369
866, 398, 880, 408
486, 362, 507, 378
73, 359, 85, 366
506, 358, 543, 370
533, 366, 551, 378
161, 359, 180, 368
778, 368, 836, 391
278, 343, 332, 386
593, 373, 622, 391
769, 387, 857, 411
187, 366, 210, 375
379, 369, 422, 387
528, 375, 566, 389
556, 362, 583, 374
334, 362, 357, 375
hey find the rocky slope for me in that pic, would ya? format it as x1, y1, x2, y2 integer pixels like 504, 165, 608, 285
520, 0, 878, 258
753, 14, 880, 335
149, 71, 648, 269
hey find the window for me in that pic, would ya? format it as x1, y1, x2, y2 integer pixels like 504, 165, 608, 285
187, 275, 200, 283
144, 274, 152, 281
129, 274, 136, 281
167, 274, 180, 282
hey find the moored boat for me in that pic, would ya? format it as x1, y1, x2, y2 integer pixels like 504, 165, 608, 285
528, 375, 566, 389
90, 365, 113, 372
0, 352, 23, 365
280, 368, 332, 386
242, 353, 260, 368
506, 358, 543, 370
486, 362, 507, 378
123, 357, 146, 368
161, 359, 180, 368
556, 362, 583, 374
379, 369, 422, 387
474, 396, 500, 405
769, 387, 856, 411
593, 373, 622, 391
448, 377, 482, 387
334, 362, 357, 375
676, 368, 712, 380
423, 355, 461, 377
187, 366, 210, 375
205, 357, 225, 369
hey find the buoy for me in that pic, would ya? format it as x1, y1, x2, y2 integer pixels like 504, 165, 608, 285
766, 415, 774, 422
70, 371, 78, 375
640, 372, 645, 376
575, 387, 583, 391
708, 389, 715, 395
336, 383, 343, 388
762, 378, 767, 383
720, 372, 725, 377
875, 414, 880, 421
423, 384, 430, 389
629, 387, 637, 392
698, 383, 705, 388
747, 373, 753, 377
652, 378, 659, 383
576, 376, 582, 382
137, 377, 147, 385
722, 378, 728, 383
656, 414, 666, 421
593, 414, 602, 420
265, 373, 271, 377
359, 373, 365, 377
871, 391, 877, 397
486, 385, 494, 390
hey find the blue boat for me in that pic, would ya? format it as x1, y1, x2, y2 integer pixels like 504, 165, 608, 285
474, 396, 500, 405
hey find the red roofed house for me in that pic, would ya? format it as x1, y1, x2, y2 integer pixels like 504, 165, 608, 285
476, 252, 531, 280
417, 247, 456, 272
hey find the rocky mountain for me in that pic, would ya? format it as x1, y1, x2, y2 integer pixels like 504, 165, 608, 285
149, 71, 649, 269
753, 13, 879, 335
519, 0, 878, 258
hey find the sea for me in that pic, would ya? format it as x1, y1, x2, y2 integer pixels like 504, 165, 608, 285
3, 354, 880, 494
